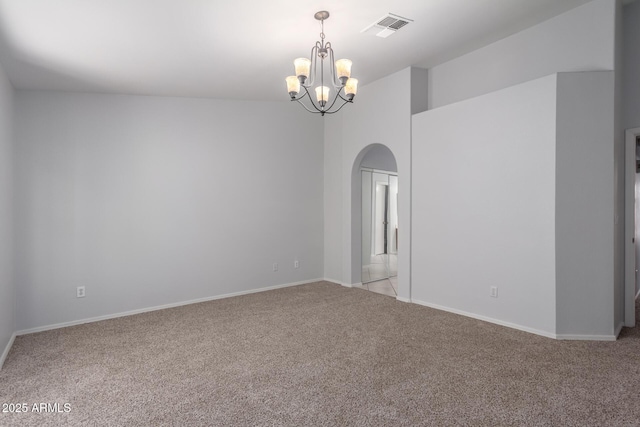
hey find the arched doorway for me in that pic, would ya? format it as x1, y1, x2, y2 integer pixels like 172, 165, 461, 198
351, 144, 398, 297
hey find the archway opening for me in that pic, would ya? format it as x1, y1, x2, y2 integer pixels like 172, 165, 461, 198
351, 144, 398, 297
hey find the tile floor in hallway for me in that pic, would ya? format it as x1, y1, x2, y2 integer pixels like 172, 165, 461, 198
354, 276, 398, 297
361, 254, 398, 283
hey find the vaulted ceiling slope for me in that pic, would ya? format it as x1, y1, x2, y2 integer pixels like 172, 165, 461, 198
0, 0, 592, 101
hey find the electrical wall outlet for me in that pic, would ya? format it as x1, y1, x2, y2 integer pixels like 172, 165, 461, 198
273, 263, 278, 272
77, 286, 86, 298
490, 286, 498, 298
294, 260, 299, 269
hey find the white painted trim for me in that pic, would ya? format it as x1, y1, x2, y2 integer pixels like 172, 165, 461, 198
556, 334, 617, 341
396, 296, 410, 303
411, 298, 619, 341
0, 333, 16, 370
16, 278, 324, 336
323, 278, 354, 288
322, 278, 346, 287
624, 128, 640, 327
411, 298, 558, 340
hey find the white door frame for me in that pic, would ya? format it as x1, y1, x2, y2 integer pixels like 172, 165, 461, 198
624, 128, 640, 327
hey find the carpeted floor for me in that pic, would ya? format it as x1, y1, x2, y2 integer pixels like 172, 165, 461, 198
1, 281, 639, 426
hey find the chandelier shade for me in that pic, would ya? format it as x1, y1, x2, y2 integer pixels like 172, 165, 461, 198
315, 86, 329, 107
345, 78, 359, 101
335, 59, 352, 81
285, 11, 358, 116
294, 58, 311, 82
285, 76, 300, 97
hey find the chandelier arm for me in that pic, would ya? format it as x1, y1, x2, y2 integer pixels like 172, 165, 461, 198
327, 44, 341, 88
320, 47, 325, 112
300, 43, 318, 87
304, 44, 320, 88
292, 90, 309, 102
295, 98, 323, 114
324, 98, 351, 115
336, 92, 350, 103
324, 92, 342, 112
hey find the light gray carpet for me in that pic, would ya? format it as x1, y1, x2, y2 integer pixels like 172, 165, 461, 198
1, 281, 639, 426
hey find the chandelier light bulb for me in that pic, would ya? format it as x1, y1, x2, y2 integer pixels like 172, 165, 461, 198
315, 86, 330, 107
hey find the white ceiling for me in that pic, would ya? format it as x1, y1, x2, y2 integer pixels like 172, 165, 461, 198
0, 0, 594, 101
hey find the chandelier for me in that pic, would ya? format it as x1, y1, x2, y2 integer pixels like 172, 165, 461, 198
285, 11, 358, 116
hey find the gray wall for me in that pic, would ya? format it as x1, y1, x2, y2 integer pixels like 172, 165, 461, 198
555, 71, 615, 337
0, 63, 14, 363
412, 71, 617, 338
416, 0, 619, 337
428, 0, 615, 109
411, 68, 428, 115
323, 113, 343, 283
322, 67, 412, 299
623, 0, 640, 132
14, 92, 324, 331
360, 144, 398, 172
322, 0, 620, 337
412, 75, 558, 336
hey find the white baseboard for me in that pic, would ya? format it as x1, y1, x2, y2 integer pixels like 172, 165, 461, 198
555, 333, 617, 341
16, 278, 324, 336
14, 279, 620, 342
0, 333, 16, 370
411, 298, 557, 340
323, 278, 353, 288
410, 298, 619, 341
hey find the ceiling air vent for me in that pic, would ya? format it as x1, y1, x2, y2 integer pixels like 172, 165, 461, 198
361, 13, 413, 38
